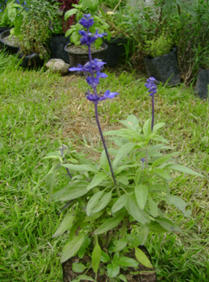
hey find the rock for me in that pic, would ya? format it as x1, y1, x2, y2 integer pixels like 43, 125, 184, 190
45, 59, 70, 75
195, 69, 209, 99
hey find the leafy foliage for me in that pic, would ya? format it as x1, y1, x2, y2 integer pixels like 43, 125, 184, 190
46, 114, 201, 279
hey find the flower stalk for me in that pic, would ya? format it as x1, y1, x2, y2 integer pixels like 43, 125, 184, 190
69, 14, 118, 185
145, 77, 157, 131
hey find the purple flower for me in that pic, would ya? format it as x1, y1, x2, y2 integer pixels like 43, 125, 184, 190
145, 77, 157, 96
69, 59, 106, 73
79, 14, 94, 29
145, 77, 157, 131
79, 30, 106, 46
86, 90, 119, 103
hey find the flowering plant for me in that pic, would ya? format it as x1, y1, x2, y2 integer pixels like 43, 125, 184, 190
45, 14, 202, 281
64, 0, 110, 48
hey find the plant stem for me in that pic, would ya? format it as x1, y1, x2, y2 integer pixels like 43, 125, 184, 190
94, 103, 116, 185
151, 94, 155, 131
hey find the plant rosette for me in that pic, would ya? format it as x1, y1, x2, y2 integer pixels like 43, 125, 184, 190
45, 14, 203, 282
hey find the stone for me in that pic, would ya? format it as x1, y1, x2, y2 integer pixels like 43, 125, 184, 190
195, 69, 209, 99
45, 59, 70, 75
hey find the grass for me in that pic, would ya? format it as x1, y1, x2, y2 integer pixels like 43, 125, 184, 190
0, 51, 208, 281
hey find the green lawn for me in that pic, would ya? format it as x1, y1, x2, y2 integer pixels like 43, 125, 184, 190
0, 52, 209, 281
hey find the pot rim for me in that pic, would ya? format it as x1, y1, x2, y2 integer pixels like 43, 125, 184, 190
64, 43, 108, 55
0, 29, 19, 48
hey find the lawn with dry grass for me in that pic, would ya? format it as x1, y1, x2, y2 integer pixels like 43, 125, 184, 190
0, 52, 209, 281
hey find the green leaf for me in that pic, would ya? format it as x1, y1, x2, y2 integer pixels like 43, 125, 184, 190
156, 218, 181, 232
113, 143, 135, 168
148, 197, 159, 217
53, 213, 74, 238
118, 256, 138, 268
87, 172, 107, 191
43, 151, 62, 161
118, 274, 128, 282
93, 191, 112, 214
113, 239, 127, 252
72, 263, 86, 273
111, 194, 127, 214
101, 251, 110, 263
167, 195, 187, 213
92, 238, 102, 274
117, 175, 129, 185
135, 184, 148, 210
143, 119, 151, 136
94, 214, 123, 235
135, 248, 153, 268
61, 234, 85, 263
86, 191, 104, 216
119, 114, 140, 131
62, 163, 96, 172
107, 263, 120, 278
126, 195, 150, 224
170, 164, 202, 177
71, 274, 94, 282
52, 183, 88, 202
153, 122, 165, 132
64, 8, 77, 20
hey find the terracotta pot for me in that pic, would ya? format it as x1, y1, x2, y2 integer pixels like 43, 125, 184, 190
62, 246, 156, 282
64, 43, 108, 66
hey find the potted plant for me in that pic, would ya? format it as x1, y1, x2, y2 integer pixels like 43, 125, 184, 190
176, 0, 209, 85
143, 33, 180, 86
64, 0, 110, 66
109, 0, 181, 85
12, 0, 60, 68
0, 0, 24, 53
45, 14, 202, 282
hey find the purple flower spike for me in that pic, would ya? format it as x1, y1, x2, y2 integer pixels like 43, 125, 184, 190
79, 14, 94, 29
145, 77, 157, 131
145, 77, 157, 96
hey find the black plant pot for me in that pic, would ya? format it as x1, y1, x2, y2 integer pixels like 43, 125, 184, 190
18, 53, 44, 69
195, 69, 209, 99
49, 34, 70, 63
104, 37, 127, 67
0, 29, 19, 54
0, 26, 9, 34
64, 43, 108, 66
144, 48, 181, 86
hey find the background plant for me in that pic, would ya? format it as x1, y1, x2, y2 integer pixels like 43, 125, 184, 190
64, 0, 110, 48
0, 0, 26, 27
13, 0, 60, 59
175, 0, 209, 84
57, 0, 78, 32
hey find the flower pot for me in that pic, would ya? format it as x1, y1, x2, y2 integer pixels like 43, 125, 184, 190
104, 37, 127, 67
0, 29, 19, 54
18, 52, 44, 69
195, 69, 209, 99
64, 43, 108, 66
62, 246, 156, 282
0, 27, 9, 34
49, 34, 70, 63
144, 48, 181, 86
